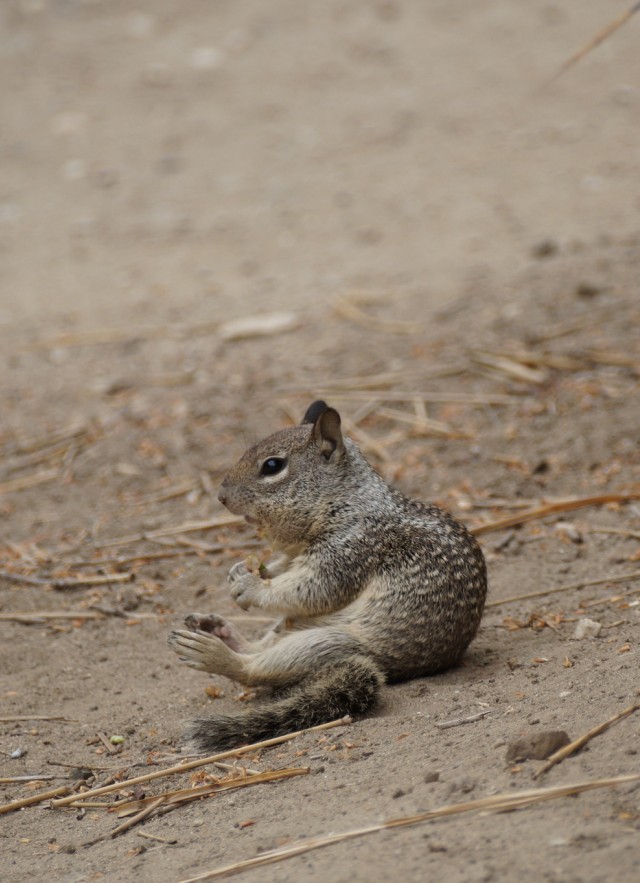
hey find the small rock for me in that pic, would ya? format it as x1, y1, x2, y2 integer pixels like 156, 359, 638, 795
392, 788, 406, 799
506, 730, 571, 763
448, 778, 475, 796
125, 12, 154, 39
575, 281, 601, 299
423, 770, 440, 784
531, 238, 558, 259
69, 767, 93, 781
63, 158, 87, 180
573, 618, 602, 639
10, 747, 27, 759
190, 47, 224, 70
555, 522, 583, 544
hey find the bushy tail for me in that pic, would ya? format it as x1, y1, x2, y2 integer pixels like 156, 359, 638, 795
185, 655, 383, 752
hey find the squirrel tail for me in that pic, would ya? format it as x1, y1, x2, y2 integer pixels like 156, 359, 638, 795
185, 655, 383, 752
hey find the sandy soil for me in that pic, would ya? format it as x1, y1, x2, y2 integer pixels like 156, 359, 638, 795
1, 2, 639, 881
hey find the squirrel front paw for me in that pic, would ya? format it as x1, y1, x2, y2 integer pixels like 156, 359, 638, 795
227, 561, 249, 583
230, 575, 261, 610
182, 612, 246, 652
227, 560, 267, 610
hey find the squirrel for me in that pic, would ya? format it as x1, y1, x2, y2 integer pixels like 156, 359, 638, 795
169, 401, 487, 751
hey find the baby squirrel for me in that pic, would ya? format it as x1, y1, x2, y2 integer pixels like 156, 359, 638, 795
169, 401, 487, 751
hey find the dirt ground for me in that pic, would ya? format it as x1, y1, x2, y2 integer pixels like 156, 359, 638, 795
1, 1, 639, 881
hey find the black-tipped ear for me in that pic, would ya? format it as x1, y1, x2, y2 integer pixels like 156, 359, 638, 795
301, 400, 329, 425
312, 407, 344, 461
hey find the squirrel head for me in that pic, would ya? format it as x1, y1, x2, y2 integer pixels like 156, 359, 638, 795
218, 401, 357, 544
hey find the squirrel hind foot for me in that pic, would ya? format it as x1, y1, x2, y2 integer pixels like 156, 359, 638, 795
185, 655, 383, 753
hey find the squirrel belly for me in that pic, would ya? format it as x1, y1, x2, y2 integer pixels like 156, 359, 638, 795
168, 401, 487, 751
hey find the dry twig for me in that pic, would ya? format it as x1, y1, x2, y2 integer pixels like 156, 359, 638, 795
471, 493, 640, 536
0, 775, 57, 783
590, 527, 640, 541
0, 469, 59, 495
376, 406, 464, 438
0, 715, 77, 722
534, 703, 640, 779
51, 716, 351, 808
486, 571, 640, 609
551, 2, 640, 81
0, 570, 133, 590
300, 389, 517, 405
0, 785, 70, 815
333, 296, 417, 335
174, 773, 640, 881
110, 795, 168, 838
0, 611, 106, 623
470, 351, 548, 385
435, 711, 491, 730
92, 515, 244, 550
114, 767, 309, 817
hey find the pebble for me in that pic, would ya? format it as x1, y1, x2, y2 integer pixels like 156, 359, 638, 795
555, 522, 583, 544
447, 778, 475, 795
531, 238, 558, 259
190, 47, 224, 70
125, 12, 154, 39
63, 159, 87, 181
573, 617, 602, 639
506, 730, 570, 762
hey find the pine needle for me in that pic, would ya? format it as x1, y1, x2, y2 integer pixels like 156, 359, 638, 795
552, 2, 640, 82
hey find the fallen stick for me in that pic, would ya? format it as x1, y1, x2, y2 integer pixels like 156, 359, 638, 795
0, 715, 77, 722
590, 527, 640, 541
50, 716, 351, 807
551, 1, 640, 81
137, 831, 178, 845
435, 711, 491, 730
0, 785, 70, 815
485, 571, 640, 608
471, 492, 640, 536
66, 549, 206, 568
376, 407, 464, 438
0, 570, 133, 590
470, 351, 548, 385
534, 703, 640, 779
174, 773, 640, 882
93, 515, 245, 549
114, 767, 310, 817
298, 389, 517, 405
0, 469, 59, 495
110, 795, 168, 838
1, 423, 90, 457
579, 586, 640, 609
0, 611, 105, 623
63, 538, 261, 567
333, 296, 417, 335
0, 775, 57, 783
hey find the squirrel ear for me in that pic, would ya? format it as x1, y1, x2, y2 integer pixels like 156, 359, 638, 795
312, 407, 344, 461
301, 400, 329, 425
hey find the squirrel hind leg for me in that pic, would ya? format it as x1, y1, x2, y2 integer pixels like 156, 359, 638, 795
185, 655, 383, 753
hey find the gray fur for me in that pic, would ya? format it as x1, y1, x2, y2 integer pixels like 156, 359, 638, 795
169, 404, 487, 751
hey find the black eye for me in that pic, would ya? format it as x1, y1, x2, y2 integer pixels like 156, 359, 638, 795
260, 457, 287, 477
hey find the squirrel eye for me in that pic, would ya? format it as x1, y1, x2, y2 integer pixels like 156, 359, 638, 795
260, 457, 287, 477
